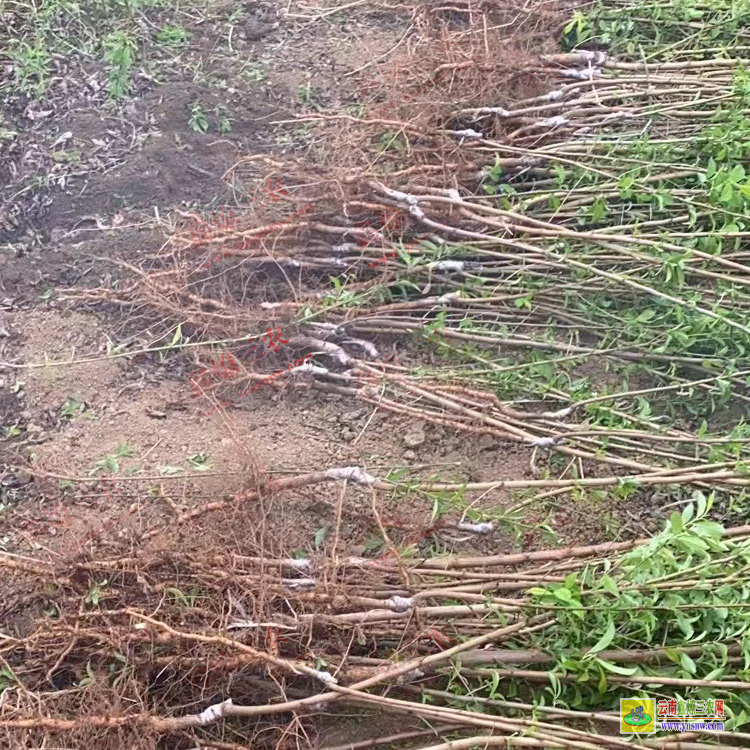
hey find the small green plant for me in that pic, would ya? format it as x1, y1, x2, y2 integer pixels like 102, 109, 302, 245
158, 465, 182, 475
482, 155, 504, 192
241, 61, 267, 83
156, 25, 187, 47
187, 453, 212, 471
314, 525, 329, 550
298, 82, 320, 107
214, 103, 233, 133
89, 443, 134, 475
227, 7, 246, 24
3, 422, 21, 438
0, 665, 16, 693
105, 337, 128, 359
103, 31, 137, 100
85, 579, 108, 606
165, 586, 200, 607
10, 38, 51, 97
153, 324, 188, 364
60, 397, 85, 419
188, 102, 209, 133
375, 132, 405, 153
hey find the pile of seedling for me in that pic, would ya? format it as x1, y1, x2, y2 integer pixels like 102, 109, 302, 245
2, 493, 750, 749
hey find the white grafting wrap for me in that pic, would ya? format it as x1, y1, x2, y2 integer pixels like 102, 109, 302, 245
448, 128, 483, 139
457, 521, 495, 534
530, 436, 558, 447
381, 186, 418, 206
226, 620, 259, 629
282, 577, 315, 588
345, 556, 369, 565
324, 467, 377, 485
543, 116, 569, 127
320, 341, 352, 364
290, 363, 325, 375
307, 322, 344, 336
580, 50, 607, 64
477, 107, 510, 117
307, 668, 338, 684
433, 260, 465, 272
345, 338, 380, 358
196, 698, 234, 726
389, 596, 413, 613
288, 558, 311, 570
602, 112, 634, 122
560, 68, 602, 80
437, 291, 460, 304
396, 669, 425, 685
545, 407, 572, 419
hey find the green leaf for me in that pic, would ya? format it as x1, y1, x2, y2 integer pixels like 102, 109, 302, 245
597, 665, 608, 692
695, 491, 708, 518
676, 613, 694, 640
670, 511, 685, 534
636, 309, 656, 322
587, 620, 616, 656
553, 588, 573, 602
595, 658, 638, 676
166, 587, 191, 608
488, 670, 500, 699
590, 198, 607, 222
692, 520, 725, 539
527, 587, 548, 596
680, 652, 697, 674
188, 453, 213, 471
730, 164, 746, 182
681, 503, 694, 524
314, 525, 329, 550
115, 443, 134, 458
680, 535, 709, 554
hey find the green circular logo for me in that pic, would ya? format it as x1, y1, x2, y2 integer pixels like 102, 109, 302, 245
624, 710, 652, 727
